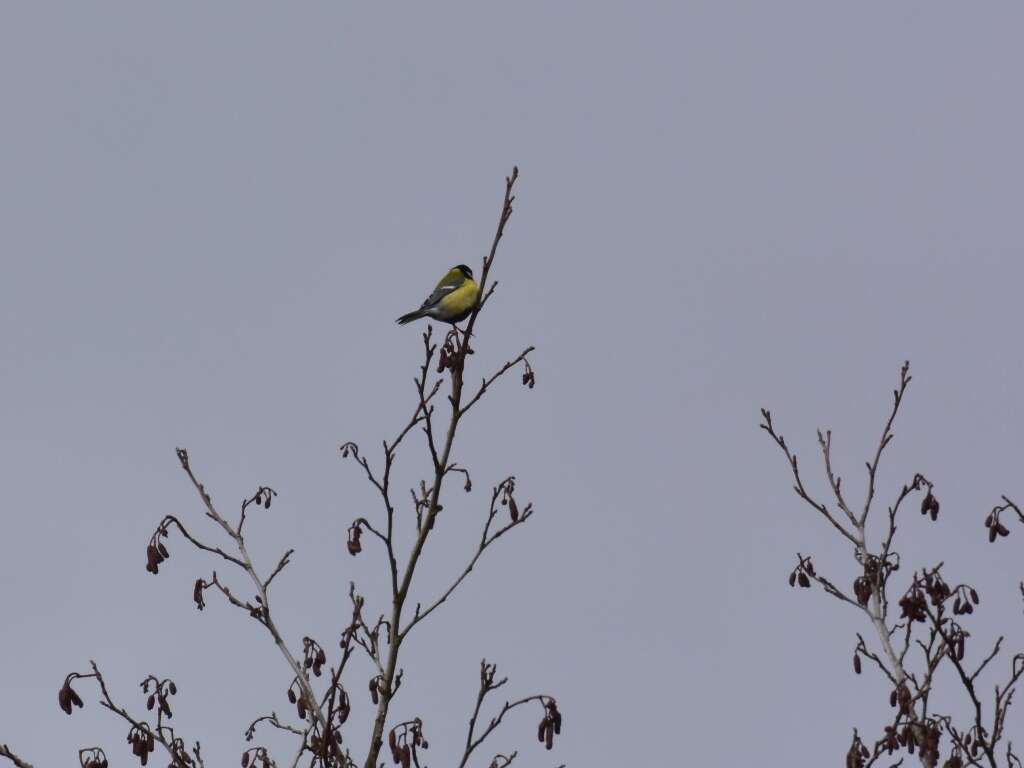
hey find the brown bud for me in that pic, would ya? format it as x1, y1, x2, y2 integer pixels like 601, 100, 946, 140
58, 685, 72, 715
854, 577, 872, 606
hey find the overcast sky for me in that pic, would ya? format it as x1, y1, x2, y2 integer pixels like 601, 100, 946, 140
3, 3, 1024, 766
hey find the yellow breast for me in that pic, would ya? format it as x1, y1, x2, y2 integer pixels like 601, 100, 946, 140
438, 279, 481, 319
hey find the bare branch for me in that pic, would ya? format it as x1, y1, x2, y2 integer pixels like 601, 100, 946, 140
0, 745, 32, 768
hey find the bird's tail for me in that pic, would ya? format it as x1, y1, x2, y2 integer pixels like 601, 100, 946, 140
396, 309, 425, 325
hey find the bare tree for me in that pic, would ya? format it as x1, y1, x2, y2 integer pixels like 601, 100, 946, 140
762, 362, 1023, 768
6, 169, 563, 768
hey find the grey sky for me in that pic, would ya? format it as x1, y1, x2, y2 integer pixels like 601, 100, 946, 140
2, 3, 1023, 765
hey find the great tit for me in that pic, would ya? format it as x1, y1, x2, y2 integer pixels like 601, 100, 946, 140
396, 264, 481, 326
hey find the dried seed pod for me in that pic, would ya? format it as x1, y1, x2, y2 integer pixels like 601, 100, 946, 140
169, 681, 177, 695
788, 572, 796, 587
58, 685, 72, 715
287, 687, 297, 704
388, 730, 399, 763
242, 752, 250, 768
970, 588, 980, 605
147, 693, 155, 710
853, 654, 861, 675
347, 524, 362, 556
797, 572, 810, 589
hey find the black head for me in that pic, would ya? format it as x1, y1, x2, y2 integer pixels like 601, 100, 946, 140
455, 264, 474, 279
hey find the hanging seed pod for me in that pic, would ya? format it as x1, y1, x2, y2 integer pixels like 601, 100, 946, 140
388, 730, 399, 762
58, 685, 73, 715
854, 577, 872, 606
853, 654, 861, 675
788, 572, 796, 587
970, 588, 980, 605
242, 752, 250, 768
797, 572, 810, 589
287, 687, 296, 704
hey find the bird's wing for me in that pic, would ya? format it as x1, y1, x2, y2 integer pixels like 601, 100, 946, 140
419, 270, 463, 309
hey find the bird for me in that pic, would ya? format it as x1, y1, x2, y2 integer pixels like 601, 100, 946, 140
396, 264, 481, 326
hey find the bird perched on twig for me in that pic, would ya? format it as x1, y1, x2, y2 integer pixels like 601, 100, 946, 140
396, 264, 481, 326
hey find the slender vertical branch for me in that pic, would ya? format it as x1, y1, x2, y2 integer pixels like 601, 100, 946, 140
362, 167, 521, 768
